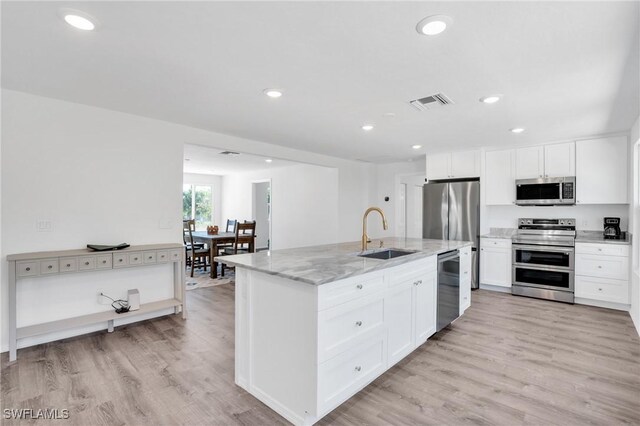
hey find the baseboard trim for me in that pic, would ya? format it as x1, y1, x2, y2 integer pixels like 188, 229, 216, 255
574, 297, 630, 312
479, 283, 511, 293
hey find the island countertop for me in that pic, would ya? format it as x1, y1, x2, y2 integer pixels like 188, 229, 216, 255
215, 237, 472, 285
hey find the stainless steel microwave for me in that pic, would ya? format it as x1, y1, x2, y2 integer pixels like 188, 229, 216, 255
515, 176, 576, 206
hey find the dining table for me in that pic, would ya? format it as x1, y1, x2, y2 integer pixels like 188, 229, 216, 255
190, 231, 255, 278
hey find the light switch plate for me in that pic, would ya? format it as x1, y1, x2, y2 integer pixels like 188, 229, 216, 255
36, 220, 53, 232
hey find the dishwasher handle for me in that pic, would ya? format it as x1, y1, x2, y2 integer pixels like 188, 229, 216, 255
438, 249, 460, 262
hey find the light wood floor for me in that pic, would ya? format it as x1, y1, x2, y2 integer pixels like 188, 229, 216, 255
2, 287, 639, 425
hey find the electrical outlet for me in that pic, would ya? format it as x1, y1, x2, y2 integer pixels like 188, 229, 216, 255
36, 220, 53, 232
582, 220, 588, 228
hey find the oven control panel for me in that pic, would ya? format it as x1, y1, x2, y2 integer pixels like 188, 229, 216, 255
518, 218, 576, 227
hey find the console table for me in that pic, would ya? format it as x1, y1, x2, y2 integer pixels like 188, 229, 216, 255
7, 243, 186, 361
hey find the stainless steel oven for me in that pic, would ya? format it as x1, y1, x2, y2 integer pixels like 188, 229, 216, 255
515, 176, 575, 206
511, 218, 576, 304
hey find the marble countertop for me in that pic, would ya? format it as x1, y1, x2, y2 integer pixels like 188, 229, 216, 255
481, 228, 516, 239
216, 237, 472, 285
576, 231, 631, 245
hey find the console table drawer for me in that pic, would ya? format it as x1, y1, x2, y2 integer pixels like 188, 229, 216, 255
143, 251, 157, 264
96, 254, 112, 269
59, 257, 78, 273
40, 259, 59, 275
78, 256, 96, 271
169, 250, 182, 261
16, 261, 39, 277
128, 253, 143, 265
156, 251, 169, 263
113, 253, 129, 268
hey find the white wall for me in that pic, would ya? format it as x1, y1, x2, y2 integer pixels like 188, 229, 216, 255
183, 172, 223, 228
629, 115, 639, 334
221, 164, 340, 250
1, 90, 377, 352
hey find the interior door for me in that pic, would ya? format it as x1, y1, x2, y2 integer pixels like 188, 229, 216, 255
423, 183, 448, 240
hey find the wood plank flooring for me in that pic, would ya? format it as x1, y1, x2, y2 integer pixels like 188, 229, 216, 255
2, 287, 639, 425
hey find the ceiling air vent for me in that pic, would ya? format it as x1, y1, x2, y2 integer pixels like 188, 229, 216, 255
409, 93, 454, 111
219, 150, 240, 156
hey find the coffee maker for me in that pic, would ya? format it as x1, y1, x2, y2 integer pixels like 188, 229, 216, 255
603, 217, 622, 239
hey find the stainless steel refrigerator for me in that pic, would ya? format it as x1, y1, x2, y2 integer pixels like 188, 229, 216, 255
423, 180, 480, 289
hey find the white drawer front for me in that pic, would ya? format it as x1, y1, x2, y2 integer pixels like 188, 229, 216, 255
16, 261, 39, 277
40, 259, 59, 275
96, 254, 112, 269
318, 293, 385, 362
318, 274, 385, 310
156, 250, 169, 263
576, 276, 629, 304
480, 238, 511, 249
78, 256, 96, 271
576, 243, 629, 257
169, 249, 182, 262
113, 253, 129, 268
143, 251, 157, 264
460, 246, 471, 274
318, 333, 387, 415
576, 254, 629, 281
388, 258, 436, 287
59, 257, 78, 273
128, 253, 143, 265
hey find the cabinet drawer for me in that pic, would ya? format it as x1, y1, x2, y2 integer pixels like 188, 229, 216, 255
318, 293, 385, 363
318, 274, 385, 310
128, 253, 143, 265
143, 251, 157, 264
388, 258, 436, 287
40, 259, 59, 275
156, 251, 169, 263
16, 261, 39, 277
96, 254, 112, 269
169, 249, 182, 262
318, 333, 387, 415
575, 243, 629, 257
78, 256, 96, 271
59, 257, 78, 273
113, 253, 129, 268
576, 254, 629, 281
481, 238, 511, 249
576, 276, 629, 304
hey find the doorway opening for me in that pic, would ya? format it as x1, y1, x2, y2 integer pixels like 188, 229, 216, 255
252, 180, 271, 251
398, 173, 425, 238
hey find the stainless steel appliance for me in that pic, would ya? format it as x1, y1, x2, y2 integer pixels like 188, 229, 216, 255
604, 217, 622, 239
437, 250, 460, 331
423, 180, 480, 289
511, 218, 576, 303
515, 176, 576, 206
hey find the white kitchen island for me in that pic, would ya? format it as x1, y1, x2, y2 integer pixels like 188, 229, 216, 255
218, 237, 472, 426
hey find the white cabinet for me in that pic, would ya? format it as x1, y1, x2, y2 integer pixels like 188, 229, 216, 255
544, 142, 575, 177
459, 246, 472, 314
413, 270, 437, 346
485, 149, 516, 205
515, 142, 575, 179
426, 150, 480, 180
576, 136, 628, 204
575, 242, 629, 307
480, 238, 512, 288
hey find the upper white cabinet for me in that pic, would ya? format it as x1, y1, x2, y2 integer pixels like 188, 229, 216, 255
485, 149, 516, 205
515, 142, 575, 179
576, 136, 628, 204
426, 150, 480, 180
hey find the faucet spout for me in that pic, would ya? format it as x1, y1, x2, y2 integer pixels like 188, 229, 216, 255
362, 207, 388, 251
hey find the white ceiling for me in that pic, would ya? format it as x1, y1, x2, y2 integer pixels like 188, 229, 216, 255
2, 2, 639, 162
183, 144, 299, 175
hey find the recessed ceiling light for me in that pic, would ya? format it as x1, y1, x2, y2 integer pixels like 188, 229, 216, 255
412, 145, 422, 150
264, 89, 283, 98
265, 159, 273, 163
361, 124, 374, 131
480, 95, 502, 104
383, 112, 396, 118
416, 15, 452, 36
510, 128, 525, 133
64, 14, 95, 31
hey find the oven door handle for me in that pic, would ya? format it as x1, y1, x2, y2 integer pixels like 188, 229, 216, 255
512, 244, 574, 253
513, 263, 575, 273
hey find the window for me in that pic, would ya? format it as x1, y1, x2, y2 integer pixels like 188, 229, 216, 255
183, 184, 213, 231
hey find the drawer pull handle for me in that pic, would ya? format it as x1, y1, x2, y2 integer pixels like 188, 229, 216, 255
118, 259, 123, 263
356, 284, 363, 290
85, 262, 90, 266
354, 366, 362, 372
66, 264, 71, 268
26, 267, 31, 271
148, 256, 153, 259
48, 265, 53, 269
134, 257, 138, 261
598, 248, 602, 251
355, 321, 363, 327
103, 260, 107, 264
598, 288, 603, 291
414, 280, 422, 286
598, 266, 602, 269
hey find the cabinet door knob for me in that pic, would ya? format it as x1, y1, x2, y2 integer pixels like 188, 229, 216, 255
48, 265, 53, 269
598, 265, 602, 269
598, 288, 603, 291
85, 262, 90, 266
134, 257, 138, 261
118, 259, 123, 262
354, 366, 362, 372
103, 260, 107, 264
26, 267, 31, 271
356, 284, 363, 290
148, 256, 153, 259
66, 264, 71, 267
355, 321, 363, 327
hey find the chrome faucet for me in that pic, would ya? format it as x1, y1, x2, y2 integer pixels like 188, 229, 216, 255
362, 207, 388, 251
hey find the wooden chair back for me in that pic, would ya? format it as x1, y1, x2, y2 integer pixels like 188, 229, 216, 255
233, 221, 256, 253
226, 219, 238, 233
183, 219, 197, 255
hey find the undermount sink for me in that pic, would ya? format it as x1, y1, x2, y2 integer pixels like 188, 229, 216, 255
358, 248, 417, 260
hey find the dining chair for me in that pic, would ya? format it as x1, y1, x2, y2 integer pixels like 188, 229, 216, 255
219, 221, 256, 277
226, 219, 238, 233
183, 219, 209, 277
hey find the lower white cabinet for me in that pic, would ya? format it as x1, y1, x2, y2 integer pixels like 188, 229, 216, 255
235, 250, 471, 426
575, 242, 629, 307
480, 238, 512, 288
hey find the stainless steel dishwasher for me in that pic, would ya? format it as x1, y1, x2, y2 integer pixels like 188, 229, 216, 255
437, 250, 460, 332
